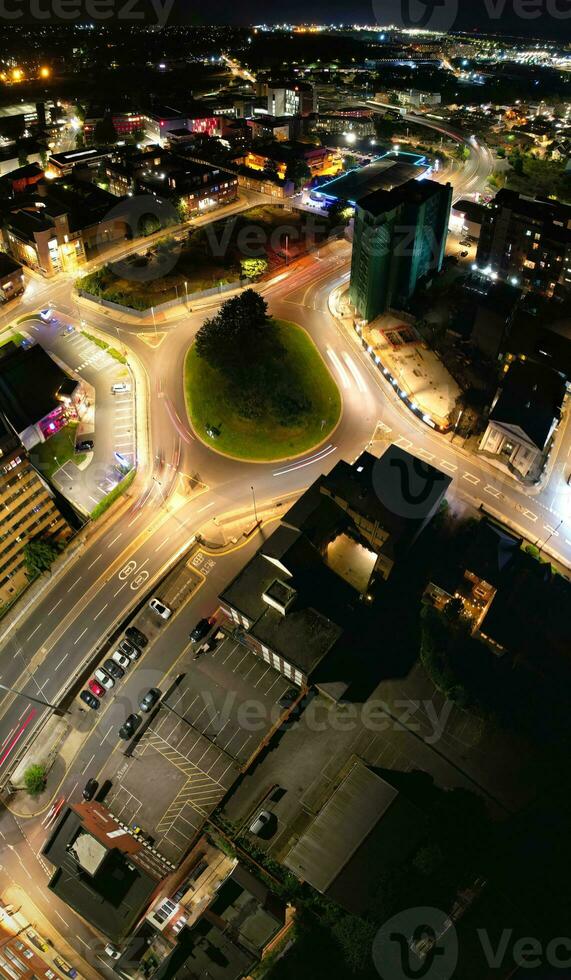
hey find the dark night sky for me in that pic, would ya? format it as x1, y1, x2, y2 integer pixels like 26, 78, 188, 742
184, 0, 571, 41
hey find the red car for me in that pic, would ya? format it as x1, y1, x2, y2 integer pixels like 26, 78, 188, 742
88, 678, 105, 698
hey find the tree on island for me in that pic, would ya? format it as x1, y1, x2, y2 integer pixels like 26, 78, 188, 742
24, 764, 47, 796
94, 114, 118, 145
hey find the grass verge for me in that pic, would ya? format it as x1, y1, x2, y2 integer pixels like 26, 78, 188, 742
91, 467, 136, 520
184, 318, 341, 461
81, 329, 127, 364
30, 423, 87, 481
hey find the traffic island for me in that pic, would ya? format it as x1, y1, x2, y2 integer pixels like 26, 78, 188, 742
184, 310, 341, 462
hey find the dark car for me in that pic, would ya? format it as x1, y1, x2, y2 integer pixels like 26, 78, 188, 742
126, 626, 148, 647
82, 777, 98, 801
139, 688, 161, 713
119, 638, 141, 661
190, 617, 213, 642
76, 439, 94, 452
103, 658, 124, 680
119, 713, 141, 740
79, 690, 100, 710
460, 250, 469, 257
95, 778, 112, 801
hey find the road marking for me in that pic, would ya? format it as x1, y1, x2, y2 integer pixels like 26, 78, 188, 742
48, 598, 63, 615
154, 536, 171, 553
197, 501, 215, 514
26, 624, 41, 641
395, 437, 413, 450
74, 627, 88, 645
484, 485, 502, 498
53, 910, 68, 926
440, 459, 458, 472
544, 524, 560, 536
81, 753, 95, 775
415, 448, 434, 461
108, 533, 122, 548
87, 553, 102, 569
93, 603, 108, 620
462, 472, 480, 485
0, 709, 36, 768
100, 724, 113, 745
54, 652, 68, 670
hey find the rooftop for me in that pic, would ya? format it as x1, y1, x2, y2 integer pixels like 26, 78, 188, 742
490, 358, 566, 449
0, 342, 74, 434
315, 155, 429, 205
357, 175, 450, 218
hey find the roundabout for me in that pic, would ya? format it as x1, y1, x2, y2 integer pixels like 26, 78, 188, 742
183, 315, 342, 462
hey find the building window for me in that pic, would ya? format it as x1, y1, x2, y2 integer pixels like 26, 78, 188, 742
294, 670, 303, 686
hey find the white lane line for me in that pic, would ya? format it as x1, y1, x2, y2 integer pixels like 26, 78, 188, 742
107, 533, 122, 548
342, 352, 368, 393
100, 724, 113, 745
440, 459, 458, 472
81, 753, 95, 775
74, 627, 88, 645
484, 485, 502, 498
154, 536, 171, 553
87, 553, 102, 569
48, 598, 63, 615
273, 444, 336, 477
326, 348, 350, 389
53, 910, 68, 926
197, 501, 215, 513
26, 624, 41, 641
54, 652, 68, 671
544, 524, 560, 536
68, 576, 82, 589
93, 603, 108, 620
462, 472, 480, 485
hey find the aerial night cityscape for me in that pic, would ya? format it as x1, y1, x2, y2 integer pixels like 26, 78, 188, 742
1, 2, 571, 979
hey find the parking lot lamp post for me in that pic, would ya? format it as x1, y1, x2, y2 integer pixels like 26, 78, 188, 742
251, 485, 258, 524
0, 681, 67, 715
184, 280, 189, 308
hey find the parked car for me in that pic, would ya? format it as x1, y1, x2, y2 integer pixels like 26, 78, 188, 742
139, 688, 161, 713
119, 714, 141, 740
111, 650, 130, 671
119, 638, 141, 661
249, 810, 272, 836
94, 667, 114, 689
125, 626, 148, 647
103, 658, 124, 680
460, 250, 469, 257
149, 597, 172, 620
104, 944, 121, 960
111, 381, 129, 394
26, 931, 48, 953
53, 956, 77, 978
82, 777, 98, 801
88, 678, 105, 698
76, 439, 94, 452
190, 616, 213, 642
79, 690, 99, 710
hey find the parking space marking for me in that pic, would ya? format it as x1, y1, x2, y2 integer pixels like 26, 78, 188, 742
462, 472, 480, 485
484, 485, 502, 498
440, 459, 457, 472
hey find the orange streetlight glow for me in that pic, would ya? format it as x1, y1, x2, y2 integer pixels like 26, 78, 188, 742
40, 66, 50, 78
11, 68, 23, 82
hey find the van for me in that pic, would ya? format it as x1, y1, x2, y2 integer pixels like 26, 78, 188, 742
111, 382, 129, 394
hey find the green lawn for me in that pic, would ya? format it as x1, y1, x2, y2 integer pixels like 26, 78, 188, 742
91, 467, 136, 520
30, 423, 87, 481
0, 331, 24, 348
184, 319, 341, 461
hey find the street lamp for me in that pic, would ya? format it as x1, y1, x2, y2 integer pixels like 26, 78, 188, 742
251, 485, 259, 524
0, 681, 67, 714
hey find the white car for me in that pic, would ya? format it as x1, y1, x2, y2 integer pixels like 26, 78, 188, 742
149, 597, 172, 620
94, 667, 114, 690
249, 810, 272, 835
111, 650, 130, 671
111, 382, 129, 394
104, 944, 121, 960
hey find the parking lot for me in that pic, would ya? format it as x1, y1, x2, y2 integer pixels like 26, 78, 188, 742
103, 632, 295, 863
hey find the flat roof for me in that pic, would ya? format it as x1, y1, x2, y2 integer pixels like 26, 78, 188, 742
0, 252, 23, 278
284, 760, 398, 893
0, 343, 72, 433
315, 154, 428, 204
490, 358, 566, 449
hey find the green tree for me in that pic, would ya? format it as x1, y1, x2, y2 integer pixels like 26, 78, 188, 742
240, 257, 268, 279
195, 289, 273, 376
23, 536, 61, 579
17, 146, 28, 167
330, 915, 376, 973
24, 764, 46, 796
285, 157, 311, 190
343, 153, 358, 171
93, 114, 117, 145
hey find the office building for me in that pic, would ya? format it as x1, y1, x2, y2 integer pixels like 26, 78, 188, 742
349, 178, 452, 320
0, 253, 24, 302
263, 82, 316, 117
397, 88, 442, 108
476, 189, 571, 298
